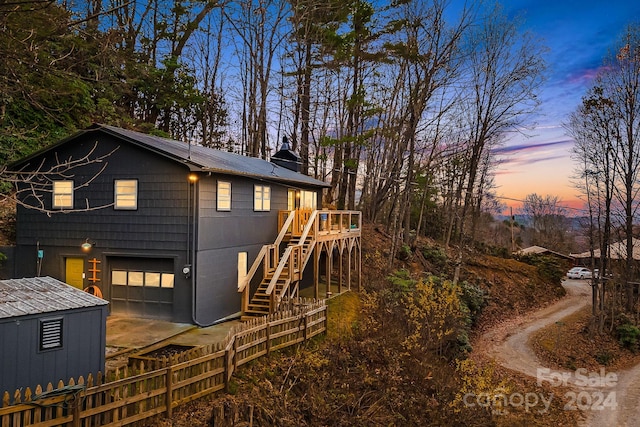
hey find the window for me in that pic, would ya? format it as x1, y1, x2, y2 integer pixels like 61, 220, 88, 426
254, 185, 271, 211
115, 179, 138, 210
39, 317, 63, 351
300, 190, 317, 210
112, 270, 175, 289
53, 181, 73, 208
217, 181, 231, 211
288, 189, 295, 211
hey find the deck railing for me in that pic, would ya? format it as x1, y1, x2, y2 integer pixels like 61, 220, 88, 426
241, 209, 361, 314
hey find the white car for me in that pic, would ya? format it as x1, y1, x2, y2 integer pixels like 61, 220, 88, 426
567, 267, 592, 279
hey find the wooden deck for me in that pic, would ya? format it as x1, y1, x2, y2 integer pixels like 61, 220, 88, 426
238, 209, 361, 317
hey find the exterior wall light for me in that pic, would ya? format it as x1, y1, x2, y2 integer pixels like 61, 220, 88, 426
188, 173, 198, 183
81, 239, 94, 252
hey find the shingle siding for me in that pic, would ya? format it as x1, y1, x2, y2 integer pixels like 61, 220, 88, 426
17, 134, 191, 253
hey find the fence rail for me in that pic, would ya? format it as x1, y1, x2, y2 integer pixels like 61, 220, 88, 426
0, 299, 326, 427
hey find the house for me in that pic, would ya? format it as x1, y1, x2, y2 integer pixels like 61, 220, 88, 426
11, 124, 361, 326
516, 245, 574, 262
571, 239, 640, 275
0, 276, 108, 394
571, 238, 640, 261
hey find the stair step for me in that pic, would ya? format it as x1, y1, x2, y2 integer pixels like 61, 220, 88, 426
249, 301, 270, 308
245, 308, 269, 315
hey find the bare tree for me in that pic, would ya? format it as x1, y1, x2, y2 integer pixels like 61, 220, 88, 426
568, 85, 619, 324
519, 193, 568, 251
451, 3, 546, 244
225, 0, 289, 158
5, 142, 118, 214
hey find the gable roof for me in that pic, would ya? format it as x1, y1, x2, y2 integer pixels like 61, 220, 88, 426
12, 124, 329, 188
0, 277, 108, 319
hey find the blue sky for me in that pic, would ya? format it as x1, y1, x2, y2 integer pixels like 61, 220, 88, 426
484, 0, 640, 210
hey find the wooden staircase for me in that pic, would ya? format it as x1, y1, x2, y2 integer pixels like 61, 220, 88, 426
240, 211, 317, 319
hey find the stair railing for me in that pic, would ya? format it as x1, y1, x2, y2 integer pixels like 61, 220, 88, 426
264, 210, 318, 311
265, 245, 302, 311
238, 210, 296, 313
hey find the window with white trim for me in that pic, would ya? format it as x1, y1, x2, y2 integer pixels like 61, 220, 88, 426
217, 181, 231, 211
254, 185, 271, 211
114, 179, 138, 210
52, 181, 73, 209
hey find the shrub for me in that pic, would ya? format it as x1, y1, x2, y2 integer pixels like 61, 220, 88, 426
618, 323, 640, 351
421, 246, 447, 269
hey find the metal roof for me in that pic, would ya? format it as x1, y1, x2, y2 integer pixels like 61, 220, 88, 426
571, 238, 640, 260
98, 125, 329, 188
0, 277, 108, 319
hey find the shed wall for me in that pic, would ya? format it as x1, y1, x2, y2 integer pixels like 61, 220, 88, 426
0, 305, 107, 394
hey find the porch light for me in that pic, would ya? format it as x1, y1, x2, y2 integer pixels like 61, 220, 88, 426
81, 239, 94, 252
188, 173, 198, 183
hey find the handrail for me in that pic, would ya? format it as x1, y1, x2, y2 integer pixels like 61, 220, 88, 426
297, 210, 318, 272
265, 246, 293, 295
274, 210, 295, 247
238, 245, 267, 293
238, 211, 295, 293
265, 211, 318, 308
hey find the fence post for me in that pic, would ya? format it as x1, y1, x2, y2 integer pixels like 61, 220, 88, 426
303, 310, 308, 341
72, 396, 81, 427
266, 318, 271, 356
166, 365, 173, 418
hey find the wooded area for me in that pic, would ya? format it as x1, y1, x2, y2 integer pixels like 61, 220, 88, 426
0, 0, 547, 256
567, 24, 640, 328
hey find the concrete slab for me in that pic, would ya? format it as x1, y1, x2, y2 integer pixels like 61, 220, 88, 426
106, 315, 242, 350
106, 316, 196, 349
170, 320, 241, 347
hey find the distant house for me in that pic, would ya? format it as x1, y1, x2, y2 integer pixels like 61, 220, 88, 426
517, 245, 574, 262
571, 238, 640, 261
11, 124, 361, 326
0, 276, 108, 394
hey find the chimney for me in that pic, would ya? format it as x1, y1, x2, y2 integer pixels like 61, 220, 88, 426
271, 136, 302, 173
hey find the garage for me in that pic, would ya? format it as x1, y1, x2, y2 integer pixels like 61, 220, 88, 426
108, 257, 175, 320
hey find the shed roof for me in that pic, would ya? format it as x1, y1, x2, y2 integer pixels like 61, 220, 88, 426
12, 124, 330, 188
0, 277, 108, 319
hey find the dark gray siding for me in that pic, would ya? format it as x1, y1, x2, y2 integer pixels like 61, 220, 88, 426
0, 306, 107, 394
16, 133, 192, 251
193, 175, 289, 324
14, 132, 193, 322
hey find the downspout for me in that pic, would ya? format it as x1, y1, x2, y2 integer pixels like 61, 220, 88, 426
188, 173, 205, 326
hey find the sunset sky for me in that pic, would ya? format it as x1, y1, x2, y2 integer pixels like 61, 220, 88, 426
484, 0, 640, 214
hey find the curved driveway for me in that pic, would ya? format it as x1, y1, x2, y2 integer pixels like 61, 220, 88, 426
479, 279, 640, 426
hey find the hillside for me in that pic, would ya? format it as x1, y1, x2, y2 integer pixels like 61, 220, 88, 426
145, 223, 572, 426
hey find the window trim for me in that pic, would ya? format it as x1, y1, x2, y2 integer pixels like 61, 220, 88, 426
254, 185, 271, 212
114, 179, 138, 210
217, 180, 232, 211
52, 180, 74, 209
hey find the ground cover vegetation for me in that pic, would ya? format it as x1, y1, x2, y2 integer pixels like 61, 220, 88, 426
143, 224, 577, 426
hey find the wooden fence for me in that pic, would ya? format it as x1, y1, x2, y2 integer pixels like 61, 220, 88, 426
0, 299, 326, 427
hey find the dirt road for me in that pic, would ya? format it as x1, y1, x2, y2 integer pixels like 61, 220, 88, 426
478, 279, 640, 426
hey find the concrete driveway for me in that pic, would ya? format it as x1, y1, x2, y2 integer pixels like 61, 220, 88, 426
106, 315, 241, 350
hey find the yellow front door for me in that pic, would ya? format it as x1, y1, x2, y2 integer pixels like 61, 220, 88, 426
65, 257, 85, 289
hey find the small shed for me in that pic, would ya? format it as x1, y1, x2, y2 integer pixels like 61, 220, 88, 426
0, 277, 108, 395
